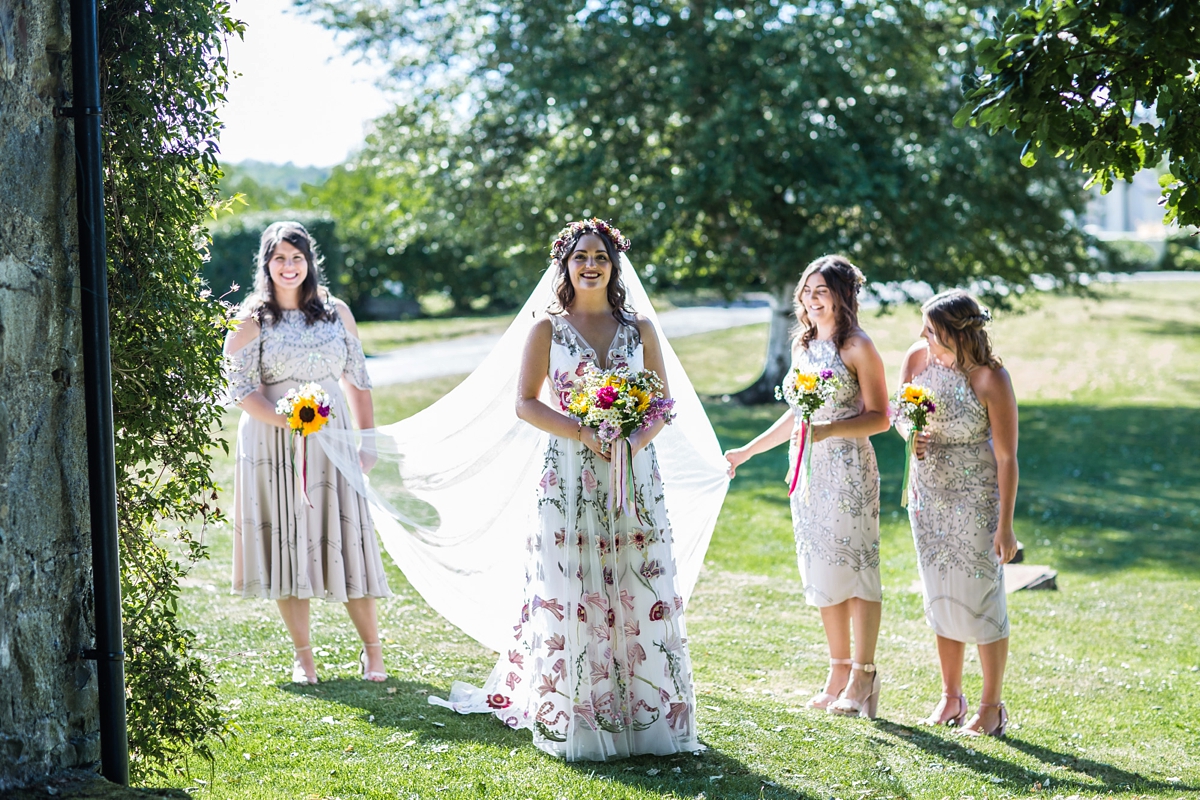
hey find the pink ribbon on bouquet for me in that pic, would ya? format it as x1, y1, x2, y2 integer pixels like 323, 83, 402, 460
788, 420, 813, 500
607, 438, 642, 523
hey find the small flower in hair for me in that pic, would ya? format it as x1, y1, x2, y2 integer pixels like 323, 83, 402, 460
549, 217, 631, 265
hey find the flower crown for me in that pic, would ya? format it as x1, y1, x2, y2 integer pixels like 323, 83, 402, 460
549, 218, 631, 266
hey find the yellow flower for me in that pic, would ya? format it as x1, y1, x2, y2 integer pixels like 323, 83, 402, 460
794, 372, 818, 393
902, 385, 926, 404
628, 387, 651, 413
605, 375, 627, 390
291, 397, 326, 436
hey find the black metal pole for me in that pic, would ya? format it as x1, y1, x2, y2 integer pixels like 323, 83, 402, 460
68, 0, 129, 785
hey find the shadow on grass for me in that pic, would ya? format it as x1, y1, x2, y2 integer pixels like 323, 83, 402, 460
872, 719, 1197, 794
281, 679, 816, 798
706, 402, 1200, 576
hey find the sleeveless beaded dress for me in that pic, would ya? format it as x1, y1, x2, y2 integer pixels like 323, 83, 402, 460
788, 339, 882, 607
900, 359, 1008, 644
429, 315, 700, 761
223, 308, 392, 601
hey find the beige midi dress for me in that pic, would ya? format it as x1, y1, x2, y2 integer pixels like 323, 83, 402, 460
223, 307, 392, 601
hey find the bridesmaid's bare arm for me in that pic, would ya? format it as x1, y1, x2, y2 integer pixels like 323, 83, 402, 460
814, 331, 890, 442
976, 366, 1019, 563
224, 316, 288, 428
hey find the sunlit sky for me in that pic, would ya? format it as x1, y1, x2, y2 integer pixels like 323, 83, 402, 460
218, 0, 392, 167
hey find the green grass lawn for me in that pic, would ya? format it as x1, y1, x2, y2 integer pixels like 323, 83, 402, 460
168, 281, 1199, 799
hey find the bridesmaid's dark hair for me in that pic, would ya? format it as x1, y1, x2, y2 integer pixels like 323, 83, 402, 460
551, 224, 635, 325
244, 221, 337, 326
923, 289, 1002, 371
793, 254, 866, 350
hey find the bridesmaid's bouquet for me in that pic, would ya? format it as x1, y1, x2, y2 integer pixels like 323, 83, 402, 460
276, 382, 334, 435
775, 368, 842, 498
892, 383, 937, 507
276, 382, 334, 505
565, 365, 675, 519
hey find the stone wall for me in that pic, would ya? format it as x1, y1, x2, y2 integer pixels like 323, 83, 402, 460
0, 0, 99, 788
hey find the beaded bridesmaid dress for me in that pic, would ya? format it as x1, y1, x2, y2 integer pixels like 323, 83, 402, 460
223, 308, 392, 602
429, 315, 700, 762
788, 339, 882, 607
900, 359, 1008, 644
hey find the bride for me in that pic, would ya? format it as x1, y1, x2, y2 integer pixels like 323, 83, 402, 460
318, 218, 729, 761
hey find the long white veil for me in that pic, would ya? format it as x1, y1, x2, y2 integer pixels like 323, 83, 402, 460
315, 256, 730, 653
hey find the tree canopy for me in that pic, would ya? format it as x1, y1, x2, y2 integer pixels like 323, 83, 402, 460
960, 0, 1200, 227
299, 0, 1099, 395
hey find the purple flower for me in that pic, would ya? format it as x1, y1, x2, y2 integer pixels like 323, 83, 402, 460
317, 405, 331, 418
819, 369, 834, 380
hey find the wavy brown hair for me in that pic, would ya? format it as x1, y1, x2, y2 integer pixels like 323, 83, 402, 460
243, 221, 336, 326
922, 289, 1002, 371
551, 222, 635, 324
793, 254, 866, 350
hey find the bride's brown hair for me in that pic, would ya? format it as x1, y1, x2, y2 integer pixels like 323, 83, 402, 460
922, 289, 1002, 371
793, 254, 866, 350
550, 221, 635, 324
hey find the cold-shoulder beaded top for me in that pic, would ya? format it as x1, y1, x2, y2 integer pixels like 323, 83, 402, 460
787, 337, 881, 608
224, 308, 372, 405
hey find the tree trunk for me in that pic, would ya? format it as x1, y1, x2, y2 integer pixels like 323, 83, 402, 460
733, 287, 794, 405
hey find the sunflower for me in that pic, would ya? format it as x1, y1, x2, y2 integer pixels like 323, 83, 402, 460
628, 386, 651, 413
902, 385, 927, 405
291, 397, 326, 436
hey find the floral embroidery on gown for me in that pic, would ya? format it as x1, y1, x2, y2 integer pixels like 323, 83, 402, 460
787, 339, 881, 607
899, 359, 1008, 644
223, 308, 392, 601
429, 315, 700, 761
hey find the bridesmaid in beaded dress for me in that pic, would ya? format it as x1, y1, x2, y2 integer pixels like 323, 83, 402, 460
897, 289, 1019, 737
222, 221, 392, 685
725, 255, 890, 718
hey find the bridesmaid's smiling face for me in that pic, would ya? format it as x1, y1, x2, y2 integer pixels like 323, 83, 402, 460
267, 240, 309, 293
567, 233, 613, 293
799, 272, 836, 327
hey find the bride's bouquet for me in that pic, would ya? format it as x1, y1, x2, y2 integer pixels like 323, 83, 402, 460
775, 367, 842, 498
276, 382, 334, 505
892, 383, 937, 507
565, 364, 675, 519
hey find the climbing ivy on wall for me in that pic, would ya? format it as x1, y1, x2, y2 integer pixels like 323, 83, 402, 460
98, 0, 243, 781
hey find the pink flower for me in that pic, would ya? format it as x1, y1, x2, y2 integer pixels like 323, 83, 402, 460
595, 386, 618, 409
590, 624, 611, 641
589, 660, 611, 682
486, 693, 511, 709
602, 566, 613, 585
554, 529, 566, 547
666, 702, 690, 730
627, 642, 647, 667
674, 595, 684, 611
649, 600, 670, 621
606, 608, 616, 627
508, 650, 524, 669
546, 634, 565, 653
577, 604, 587, 623
623, 619, 640, 637
537, 673, 560, 697
576, 361, 588, 377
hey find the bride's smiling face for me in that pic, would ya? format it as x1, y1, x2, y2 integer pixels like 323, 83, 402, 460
567, 233, 613, 293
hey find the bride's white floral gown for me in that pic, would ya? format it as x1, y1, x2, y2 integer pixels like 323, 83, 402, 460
430, 314, 700, 761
